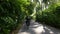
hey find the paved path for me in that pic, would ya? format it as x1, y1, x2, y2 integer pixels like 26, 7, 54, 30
18, 20, 60, 34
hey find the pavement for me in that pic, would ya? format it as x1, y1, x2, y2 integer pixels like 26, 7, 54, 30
18, 20, 60, 34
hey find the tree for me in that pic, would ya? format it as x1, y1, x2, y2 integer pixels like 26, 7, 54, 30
0, 0, 31, 34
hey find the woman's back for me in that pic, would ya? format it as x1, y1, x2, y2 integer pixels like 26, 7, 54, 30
25, 16, 31, 26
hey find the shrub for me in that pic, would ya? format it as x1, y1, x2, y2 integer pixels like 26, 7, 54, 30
36, 3, 60, 29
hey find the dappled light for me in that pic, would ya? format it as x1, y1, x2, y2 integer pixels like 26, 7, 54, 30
18, 20, 60, 34
0, 0, 60, 34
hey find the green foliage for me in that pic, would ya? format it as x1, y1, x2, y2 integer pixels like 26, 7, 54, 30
36, 2, 60, 29
0, 0, 31, 34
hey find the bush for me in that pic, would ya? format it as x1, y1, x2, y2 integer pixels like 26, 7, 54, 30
0, 0, 30, 34
36, 3, 60, 29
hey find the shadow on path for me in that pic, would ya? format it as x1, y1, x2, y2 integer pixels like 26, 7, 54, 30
40, 24, 60, 34
18, 20, 60, 34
